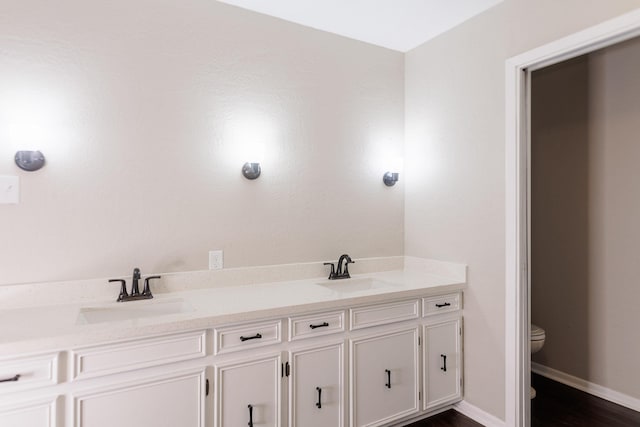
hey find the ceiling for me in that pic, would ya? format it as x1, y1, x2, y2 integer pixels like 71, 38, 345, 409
217, 0, 503, 52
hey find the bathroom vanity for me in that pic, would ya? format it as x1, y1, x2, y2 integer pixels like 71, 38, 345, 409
0, 258, 465, 427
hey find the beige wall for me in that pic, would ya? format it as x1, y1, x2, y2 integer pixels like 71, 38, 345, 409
404, 0, 640, 420
0, 0, 404, 285
532, 36, 640, 400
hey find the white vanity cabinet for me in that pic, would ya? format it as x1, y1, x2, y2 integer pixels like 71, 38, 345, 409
288, 342, 345, 427
74, 369, 206, 427
423, 317, 462, 410
0, 352, 61, 427
422, 293, 463, 410
0, 398, 58, 427
214, 354, 282, 427
71, 330, 208, 427
212, 319, 283, 427
1, 286, 464, 427
350, 327, 420, 427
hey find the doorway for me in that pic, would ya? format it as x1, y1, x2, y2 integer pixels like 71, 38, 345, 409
505, 9, 640, 427
529, 36, 640, 426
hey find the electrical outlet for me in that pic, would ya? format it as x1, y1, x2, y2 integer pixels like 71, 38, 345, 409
0, 176, 19, 204
209, 250, 223, 270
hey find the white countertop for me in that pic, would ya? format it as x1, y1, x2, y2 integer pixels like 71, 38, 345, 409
0, 257, 466, 356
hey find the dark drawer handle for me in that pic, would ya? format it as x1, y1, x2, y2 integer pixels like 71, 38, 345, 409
240, 333, 262, 342
385, 369, 391, 389
441, 354, 447, 372
0, 374, 20, 383
316, 387, 322, 409
435, 302, 451, 308
248, 404, 253, 427
309, 322, 329, 329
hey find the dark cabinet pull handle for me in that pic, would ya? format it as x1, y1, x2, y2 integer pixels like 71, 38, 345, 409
240, 333, 262, 342
248, 404, 253, 427
435, 302, 451, 308
385, 369, 391, 389
309, 322, 329, 329
316, 387, 322, 409
0, 374, 20, 383
441, 354, 447, 372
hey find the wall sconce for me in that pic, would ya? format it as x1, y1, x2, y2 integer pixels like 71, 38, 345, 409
383, 171, 399, 186
15, 151, 46, 172
242, 162, 261, 180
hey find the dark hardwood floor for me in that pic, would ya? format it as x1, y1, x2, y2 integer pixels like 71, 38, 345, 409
405, 373, 640, 427
404, 409, 482, 427
531, 373, 640, 427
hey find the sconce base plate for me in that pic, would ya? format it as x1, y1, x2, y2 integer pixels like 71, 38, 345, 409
242, 162, 261, 180
383, 171, 399, 186
15, 151, 46, 172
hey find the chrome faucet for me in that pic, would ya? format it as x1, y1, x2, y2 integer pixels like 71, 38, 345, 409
109, 268, 161, 302
324, 254, 355, 280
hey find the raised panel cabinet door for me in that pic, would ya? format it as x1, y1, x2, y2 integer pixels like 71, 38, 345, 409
289, 342, 344, 427
424, 317, 462, 410
0, 398, 57, 427
75, 370, 205, 427
350, 327, 419, 427
215, 354, 281, 427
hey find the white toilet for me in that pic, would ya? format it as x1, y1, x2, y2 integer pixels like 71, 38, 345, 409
530, 324, 546, 399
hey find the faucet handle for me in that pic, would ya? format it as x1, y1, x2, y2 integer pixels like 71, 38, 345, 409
142, 276, 161, 298
323, 262, 336, 279
109, 279, 128, 302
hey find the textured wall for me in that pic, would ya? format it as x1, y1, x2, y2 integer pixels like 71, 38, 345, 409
0, 0, 404, 285
405, 0, 640, 420
532, 37, 640, 400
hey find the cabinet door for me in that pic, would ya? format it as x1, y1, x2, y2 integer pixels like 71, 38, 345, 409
289, 342, 344, 427
75, 369, 205, 427
350, 327, 419, 427
0, 398, 57, 427
423, 317, 462, 410
215, 353, 281, 427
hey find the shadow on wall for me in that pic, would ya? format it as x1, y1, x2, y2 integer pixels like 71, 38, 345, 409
531, 54, 590, 379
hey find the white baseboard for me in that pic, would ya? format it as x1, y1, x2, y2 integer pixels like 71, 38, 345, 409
532, 362, 640, 413
454, 400, 506, 427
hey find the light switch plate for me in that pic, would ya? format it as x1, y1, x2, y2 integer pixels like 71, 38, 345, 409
0, 176, 19, 204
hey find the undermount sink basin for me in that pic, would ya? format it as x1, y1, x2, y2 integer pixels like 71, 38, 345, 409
77, 298, 195, 324
315, 277, 395, 294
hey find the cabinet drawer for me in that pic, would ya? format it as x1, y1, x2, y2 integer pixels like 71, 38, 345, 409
72, 330, 206, 380
422, 293, 461, 316
288, 310, 345, 341
350, 300, 419, 330
0, 353, 59, 393
214, 320, 281, 355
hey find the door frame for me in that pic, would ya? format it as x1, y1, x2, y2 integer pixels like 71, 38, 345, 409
504, 8, 640, 427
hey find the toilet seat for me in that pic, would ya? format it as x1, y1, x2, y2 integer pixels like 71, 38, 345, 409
531, 324, 545, 341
